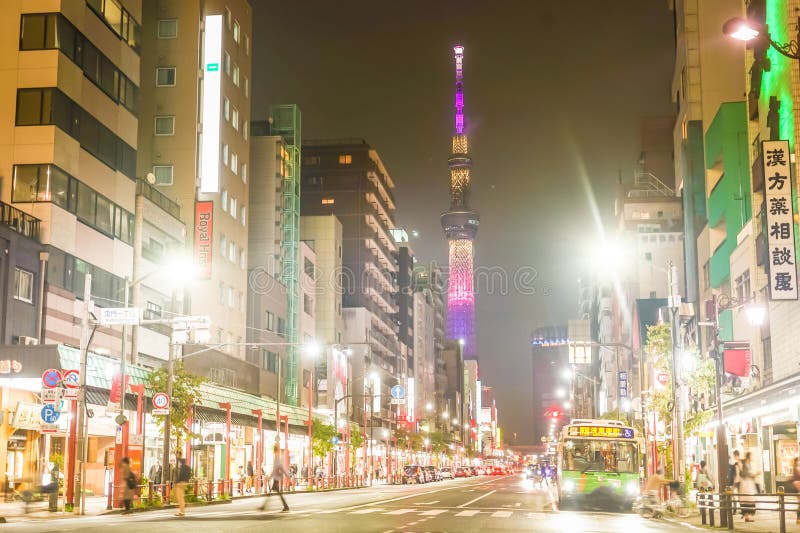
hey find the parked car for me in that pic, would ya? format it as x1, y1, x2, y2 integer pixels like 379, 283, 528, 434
403, 465, 425, 484
439, 467, 453, 480
424, 465, 440, 482
454, 466, 470, 478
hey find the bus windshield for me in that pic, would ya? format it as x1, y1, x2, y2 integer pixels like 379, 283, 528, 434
562, 439, 638, 473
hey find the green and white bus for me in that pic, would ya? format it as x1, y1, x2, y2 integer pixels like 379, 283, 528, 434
556, 419, 644, 508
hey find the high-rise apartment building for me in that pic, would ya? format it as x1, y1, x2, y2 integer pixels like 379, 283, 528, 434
138, 0, 253, 356
301, 139, 400, 427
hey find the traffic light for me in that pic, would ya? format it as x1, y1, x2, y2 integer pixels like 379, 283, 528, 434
545, 407, 562, 419
551, 409, 561, 419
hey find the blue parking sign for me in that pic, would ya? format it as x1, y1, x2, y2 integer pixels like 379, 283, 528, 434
41, 404, 60, 424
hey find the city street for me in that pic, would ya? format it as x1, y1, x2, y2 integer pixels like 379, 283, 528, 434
4, 476, 696, 532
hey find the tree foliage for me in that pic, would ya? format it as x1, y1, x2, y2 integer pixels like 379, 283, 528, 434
146, 361, 204, 453
312, 418, 336, 460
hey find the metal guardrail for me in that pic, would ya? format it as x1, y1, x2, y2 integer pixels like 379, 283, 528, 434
107, 475, 370, 509
697, 487, 796, 532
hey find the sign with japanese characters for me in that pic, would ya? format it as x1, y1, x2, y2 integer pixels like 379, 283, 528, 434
618, 371, 628, 398
762, 140, 798, 300
567, 425, 635, 439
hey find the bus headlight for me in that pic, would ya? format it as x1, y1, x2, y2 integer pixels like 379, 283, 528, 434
563, 480, 575, 492
626, 481, 639, 496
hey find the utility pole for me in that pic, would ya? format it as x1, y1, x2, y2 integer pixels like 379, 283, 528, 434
667, 261, 685, 482
74, 274, 92, 514
712, 296, 730, 528
161, 330, 177, 479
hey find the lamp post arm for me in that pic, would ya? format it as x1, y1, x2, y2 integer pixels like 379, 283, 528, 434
770, 36, 800, 60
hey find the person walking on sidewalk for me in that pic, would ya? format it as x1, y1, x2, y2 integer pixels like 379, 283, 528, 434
739, 452, 760, 522
262, 453, 290, 512
791, 457, 800, 524
174, 457, 191, 517
120, 457, 136, 514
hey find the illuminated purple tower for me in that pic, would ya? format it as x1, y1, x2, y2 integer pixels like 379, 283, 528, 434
442, 45, 479, 360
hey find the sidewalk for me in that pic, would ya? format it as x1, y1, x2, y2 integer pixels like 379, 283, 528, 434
674, 508, 800, 532
0, 495, 109, 521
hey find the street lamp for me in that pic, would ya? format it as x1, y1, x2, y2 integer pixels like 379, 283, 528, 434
703, 293, 766, 528
723, 17, 800, 59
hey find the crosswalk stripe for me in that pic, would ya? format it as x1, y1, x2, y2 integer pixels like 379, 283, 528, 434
526, 512, 546, 519
350, 508, 386, 514
491, 510, 513, 518
384, 508, 417, 515
455, 510, 481, 517
420, 509, 448, 516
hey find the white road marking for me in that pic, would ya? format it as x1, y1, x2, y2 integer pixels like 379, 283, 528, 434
491, 510, 513, 518
514, 502, 521, 507
526, 512, 546, 519
385, 508, 417, 515
415, 500, 440, 505
350, 508, 386, 514
458, 489, 497, 508
454, 510, 481, 517
419, 509, 447, 516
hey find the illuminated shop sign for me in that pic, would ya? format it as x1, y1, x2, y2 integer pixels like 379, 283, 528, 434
567, 425, 635, 439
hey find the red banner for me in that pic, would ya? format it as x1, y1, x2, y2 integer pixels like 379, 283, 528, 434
724, 347, 752, 377
109, 373, 130, 405
194, 201, 213, 280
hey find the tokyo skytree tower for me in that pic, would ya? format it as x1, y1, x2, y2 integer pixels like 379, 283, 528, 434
441, 45, 479, 359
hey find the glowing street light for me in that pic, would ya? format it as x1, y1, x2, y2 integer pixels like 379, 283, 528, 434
723, 17, 800, 60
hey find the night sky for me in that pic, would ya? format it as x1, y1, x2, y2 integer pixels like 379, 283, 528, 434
252, 0, 676, 444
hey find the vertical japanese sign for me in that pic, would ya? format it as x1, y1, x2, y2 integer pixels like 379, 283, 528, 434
618, 371, 628, 398
762, 140, 798, 300
194, 201, 213, 280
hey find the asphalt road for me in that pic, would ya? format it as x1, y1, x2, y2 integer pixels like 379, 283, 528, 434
4, 475, 698, 532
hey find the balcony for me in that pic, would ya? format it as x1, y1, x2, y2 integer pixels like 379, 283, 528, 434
0, 201, 41, 241
137, 178, 181, 220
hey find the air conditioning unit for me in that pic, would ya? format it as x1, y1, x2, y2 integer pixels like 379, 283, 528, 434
19, 336, 38, 346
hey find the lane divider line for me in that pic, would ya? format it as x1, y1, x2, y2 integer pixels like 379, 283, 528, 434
457, 489, 497, 508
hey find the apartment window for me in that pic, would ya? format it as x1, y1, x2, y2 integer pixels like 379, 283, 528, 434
241, 163, 248, 183
13, 268, 34, 303
222, 144, 229, 165
232, 64, 240, 86
644, 252, 652, 261
231, 153, 238, 174
144, 301, 162, 320
321, 198, 335, 205
157, 19, 177, 38
221, 189, 228, 211
240, 205, 246, 226
243, 120, 248, 140
15, 88, 136, 178
223, 97, 230, 121
228, 286, 235, 307
243, 77, 249, 98
152, 165, 174, 185
239, 248, 246, 269
277, 317, 286, 337
649, 291, 657, 298
265, 351, 278, 373
86, 0, 141, 51
230, 196, 237, 217
265, 311, 274, 331
220, 235, 227, 257
702, 261, 710, 291
156, 67, 176, 87
231, 108, 239, 131
245, 34, 250, 55
304, 156, 320, 166
224, 51, 231, 76
154, 116, 175, 136
303, 294, 314, 315
304, 257, 315, 278
736, 270, 751, 301
228, 241, 236, 261
233, 20, 240, 43
338, 154, 352, 165
225, 7, 232, 29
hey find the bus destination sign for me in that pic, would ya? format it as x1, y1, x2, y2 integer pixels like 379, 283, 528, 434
568, 426, 635, 439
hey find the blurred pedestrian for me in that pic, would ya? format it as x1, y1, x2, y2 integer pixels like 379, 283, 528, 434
262, 453, 290, 512
791, 457, 800, 524
174, 456, 192, 517
120, 457, 136, 514
739, 452, 759, 522
149, 461, 162, 486
696, 460, 713, 491
246, 461, 254, 493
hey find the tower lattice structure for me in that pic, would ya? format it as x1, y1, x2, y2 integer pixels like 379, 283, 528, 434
441, 45, 479, 359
